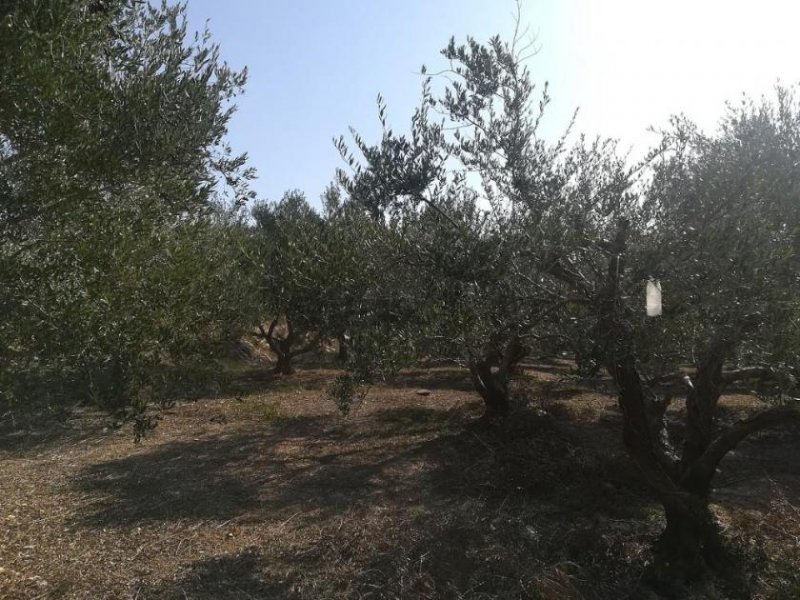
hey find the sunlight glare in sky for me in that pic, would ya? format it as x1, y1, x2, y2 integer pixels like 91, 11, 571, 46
565, 0, 800, 152
185, 0, 800, 203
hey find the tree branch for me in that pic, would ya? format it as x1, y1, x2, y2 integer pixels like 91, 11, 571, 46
257, 319, 280, 353
681, 401, 800, 494
289, 333, 320, 358
648, 366, 777, 389
721, 366, 774, 385
542, 255, 592, 295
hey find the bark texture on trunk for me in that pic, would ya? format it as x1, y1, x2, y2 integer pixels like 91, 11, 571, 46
259, 319, 296, 375
337, 334, 348, 362
258, 318, 318, 375
468, 359, 510, 418
273, 349, 294, 375
468, 335, 527, 419
608, 353, 727, 588
549, 218, 800, 591
649, 493, 724, 588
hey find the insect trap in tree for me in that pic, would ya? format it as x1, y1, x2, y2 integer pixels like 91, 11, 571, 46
646, 280, 662, 317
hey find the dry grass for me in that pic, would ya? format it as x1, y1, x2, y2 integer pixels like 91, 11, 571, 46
1, 365, 799, 599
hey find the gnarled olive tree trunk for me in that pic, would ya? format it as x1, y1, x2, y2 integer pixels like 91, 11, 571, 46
257, 318, 318, 375
606, 353, 799, 587
594, 220, 800, 586
336, 333, 349, 362
606, 355, 726, 584
468, 335, 527, 419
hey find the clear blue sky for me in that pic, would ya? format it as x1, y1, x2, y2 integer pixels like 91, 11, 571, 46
185, 0, 800, 207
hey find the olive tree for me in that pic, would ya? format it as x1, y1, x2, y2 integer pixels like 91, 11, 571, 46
335, 20, 800, 590
335, 32, 614, 417
0, 0, 258, 424
544, 92, 800, 586
317, 185, 399, 364
252, 190, 326, 374
252, 187, 406, 377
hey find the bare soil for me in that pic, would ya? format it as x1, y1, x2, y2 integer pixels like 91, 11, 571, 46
2, 365, 799, 599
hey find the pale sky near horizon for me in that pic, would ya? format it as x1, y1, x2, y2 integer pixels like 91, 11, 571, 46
184, 0, 800, 206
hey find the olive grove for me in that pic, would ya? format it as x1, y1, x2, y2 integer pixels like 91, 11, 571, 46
3, 1, 800, 594
333, 30, 800, 589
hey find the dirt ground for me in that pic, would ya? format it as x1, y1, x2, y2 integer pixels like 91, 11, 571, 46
2, 364, 800, 599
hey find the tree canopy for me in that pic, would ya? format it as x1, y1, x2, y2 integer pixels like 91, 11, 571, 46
0, 0, 259, 431
3, 2, 800, 591
332, 29, 800, 587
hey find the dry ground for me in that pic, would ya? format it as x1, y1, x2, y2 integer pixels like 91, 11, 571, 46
2, 364, 800, 599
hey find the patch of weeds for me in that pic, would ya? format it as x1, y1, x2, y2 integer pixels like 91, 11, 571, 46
375, 406, 452, 434
258, 401, 288, 424
328, 373, 367, 417
728, 487, 800, 598
239, 399, 289, 424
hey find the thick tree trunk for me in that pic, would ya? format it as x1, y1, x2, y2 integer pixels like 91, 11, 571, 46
337, 334, 348, 362
87, 356, 129, 410
608, 354, 755, 591
649, 492, 723, 588
468, 360, 510, 418
606, 354, 723, 587
259, 319, 297, 375
274, 352, 294, 375
682, 342, 726, 469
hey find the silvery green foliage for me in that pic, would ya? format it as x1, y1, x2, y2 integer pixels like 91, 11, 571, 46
333, 32, 635, 412
253, 186, 416, 384
0, 0, 259, 423
252, 189, 325, 339
534, 89, 800, 580
572, 91, 800, 388
644, 94, 800, 378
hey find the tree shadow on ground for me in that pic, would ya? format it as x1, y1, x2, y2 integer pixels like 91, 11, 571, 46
138, 548, 293, 600
71, 408, 644, 528
714, 426, 800, 509
66, 371, 800, 598
655, 402, 800, 512
524, 385, 594, 403
382, 367, 478, 392
213, 365, 338, 398
73, 400, 662, 598
0, 368, 111, 454
72, 415, 333, 526
268, 408, 657, 599
73, 409, 456, 528
0, 367, 338, 455
0, 399, 110, 455
381, 366, 589, 396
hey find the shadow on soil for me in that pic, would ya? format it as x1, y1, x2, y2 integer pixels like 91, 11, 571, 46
0, 366, 338, 455
382, 368, 478, 393
218, 366, 337, 397
72, 395, 663, 598
714, 426, 800, 509
64, 361, 800, 599
3, 362, 790, 599
138, 548, 292, 600
0, 400, 110, 454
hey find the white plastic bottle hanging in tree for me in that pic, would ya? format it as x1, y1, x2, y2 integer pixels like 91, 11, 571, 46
646, 280, 662, 317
